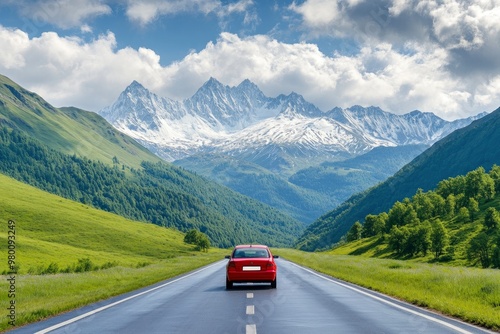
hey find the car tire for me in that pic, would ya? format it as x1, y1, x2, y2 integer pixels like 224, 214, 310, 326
271, 277, 277, 289
226, 277, 233, 290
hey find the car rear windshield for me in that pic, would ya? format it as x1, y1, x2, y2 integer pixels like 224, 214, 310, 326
233, 248, 270, 258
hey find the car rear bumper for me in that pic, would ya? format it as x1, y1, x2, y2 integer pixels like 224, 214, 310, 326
227, 270, 276, 283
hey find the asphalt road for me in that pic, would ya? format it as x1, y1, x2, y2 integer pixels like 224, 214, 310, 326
10, 259, 493, 334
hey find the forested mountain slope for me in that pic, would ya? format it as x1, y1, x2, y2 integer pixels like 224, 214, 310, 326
0, 74, 304, 247
0, 127, 304, 247
297, 106, 500, 251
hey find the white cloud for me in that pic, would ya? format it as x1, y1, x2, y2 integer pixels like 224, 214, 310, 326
289, 0, 340, 28
81, 24, 93, 33
125, 0, 254, 26
0, 27, 29, 68
14, 0, 111, 29
291, 0, 500, 74
291, 0, 500, 45
0, 26, 169, 111
1, 26, 498, 119
160, 33, 500, 119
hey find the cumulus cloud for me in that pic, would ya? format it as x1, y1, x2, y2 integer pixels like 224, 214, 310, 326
2, 26, 498, 120
0, 26, 170, 111
164, 33, 484, 118
289, 0, 341, 29
290, 0, 500, 77
125, 0, 255, 26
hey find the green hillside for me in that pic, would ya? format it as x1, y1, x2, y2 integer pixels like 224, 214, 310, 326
0, 74, 160, 169
0, 173, 198, 273
0, 74, 305, 247
0, 172, 226, 330
297, 107, 500, 251
334, 166, 500, 268
0, 127, 304, 247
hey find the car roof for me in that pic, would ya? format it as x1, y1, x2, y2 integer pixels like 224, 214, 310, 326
234, 245, 268, 249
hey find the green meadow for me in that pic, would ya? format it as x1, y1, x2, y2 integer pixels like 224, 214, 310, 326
0, 174, 226, 331
277, 248, 500, 331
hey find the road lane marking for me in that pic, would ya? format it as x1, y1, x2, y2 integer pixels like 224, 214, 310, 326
34, 261, 225, 334
288, 261, 476, 334
246, 305, 255, 315
247, 293, 254, 299
246, 324, 257, 334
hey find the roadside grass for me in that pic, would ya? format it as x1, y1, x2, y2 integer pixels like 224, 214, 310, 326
0, 252, 225, 331
0, 174, 227, 331
276, 248, 500, 331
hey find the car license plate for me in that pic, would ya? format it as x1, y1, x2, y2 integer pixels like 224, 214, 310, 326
243, 266, 260, 271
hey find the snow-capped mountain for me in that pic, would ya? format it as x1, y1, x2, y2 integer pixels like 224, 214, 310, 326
99, 78, 485, 163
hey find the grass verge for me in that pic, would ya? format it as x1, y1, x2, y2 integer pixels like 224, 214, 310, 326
276, 248, 500, 331
0, 250, 226, 331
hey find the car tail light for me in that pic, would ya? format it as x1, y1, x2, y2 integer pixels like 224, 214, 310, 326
228, 261, 236, 269
266, 261, 275, 269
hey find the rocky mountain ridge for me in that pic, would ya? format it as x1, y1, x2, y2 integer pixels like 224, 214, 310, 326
99, 78, 485, 166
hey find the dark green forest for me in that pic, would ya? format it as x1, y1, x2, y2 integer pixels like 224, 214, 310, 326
0, 127, 304, 247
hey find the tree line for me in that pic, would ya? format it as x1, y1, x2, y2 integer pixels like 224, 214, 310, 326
346, 166, 500, 268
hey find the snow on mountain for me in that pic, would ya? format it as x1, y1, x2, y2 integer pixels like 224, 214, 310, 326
329, 106, 448, 145
183, 77, 278, 131
98, 78, 486, 162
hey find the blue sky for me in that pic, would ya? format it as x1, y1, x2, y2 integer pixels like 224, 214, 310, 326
1, 0, 499, 120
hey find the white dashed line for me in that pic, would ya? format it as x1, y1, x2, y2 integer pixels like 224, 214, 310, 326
246, 324, 257, 334
246, 293, 256, 333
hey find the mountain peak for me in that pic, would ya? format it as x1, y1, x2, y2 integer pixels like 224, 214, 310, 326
125, 80, 148, 95
405, 110, 438, 118
203, 77, 225, 89
99, 79, 486, 162
129, 80, 145, 89
288, 92, 303, 100
191, 77, 228, 100
237, 79, 258, 90
275, 92, 323, 118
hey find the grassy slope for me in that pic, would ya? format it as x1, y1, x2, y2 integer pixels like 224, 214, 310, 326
286, 196, 500, 330
0, 173, 226, 330
0, 74, 160, 169
0, 172, 192, 272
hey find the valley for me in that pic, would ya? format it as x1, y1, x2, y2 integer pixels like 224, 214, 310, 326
99, 78, 484, 223
1, 74, 499, 332
2, 1, 500, 332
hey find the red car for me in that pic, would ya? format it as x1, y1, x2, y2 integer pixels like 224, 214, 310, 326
225, 245, 278, 289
